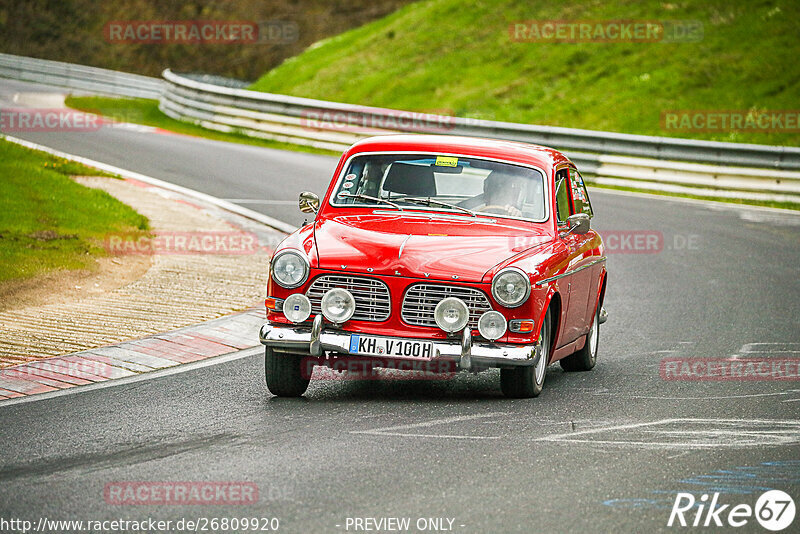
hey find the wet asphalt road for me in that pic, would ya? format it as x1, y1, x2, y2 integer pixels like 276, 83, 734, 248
1, 78, 799, 533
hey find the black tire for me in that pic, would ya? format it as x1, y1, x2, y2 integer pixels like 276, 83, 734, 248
501, 308, 550, 398
560, 305, 599, 372
264, 347, 311, 397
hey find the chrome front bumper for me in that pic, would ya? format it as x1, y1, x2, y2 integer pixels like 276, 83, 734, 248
259, 315, 540, 371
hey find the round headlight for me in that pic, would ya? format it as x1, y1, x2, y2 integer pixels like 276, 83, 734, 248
283, 294, 311, 323
478, 311, 507, 341
434, 297, 470, 333
491, 267, 530, 308
321, 288, 356, 324
271, 250, 309, 289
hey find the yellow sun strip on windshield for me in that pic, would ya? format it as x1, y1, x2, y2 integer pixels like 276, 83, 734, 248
434, 156, 458, 167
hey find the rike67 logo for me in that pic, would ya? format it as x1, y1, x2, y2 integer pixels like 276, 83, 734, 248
668, 490, 795, 531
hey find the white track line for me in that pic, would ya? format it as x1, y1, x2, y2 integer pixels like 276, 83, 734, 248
533, 418, 800, 449
0, 347, 262, 408
352, 412, 506, 439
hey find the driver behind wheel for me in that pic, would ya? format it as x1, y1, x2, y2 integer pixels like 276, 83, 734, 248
478, 170, 528, 217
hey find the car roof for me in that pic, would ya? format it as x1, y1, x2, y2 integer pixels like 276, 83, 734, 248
346, 134, 572, 171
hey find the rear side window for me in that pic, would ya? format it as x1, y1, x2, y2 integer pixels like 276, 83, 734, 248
569, 168, 593, 217
554, 169, 571, 223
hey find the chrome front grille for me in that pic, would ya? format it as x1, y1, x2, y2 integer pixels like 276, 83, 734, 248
306, 275, 391, 322
402, 284, 494, 328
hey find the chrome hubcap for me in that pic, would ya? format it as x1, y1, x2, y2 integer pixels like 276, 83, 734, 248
588, 312, 599, 362
535, 321, 548, 385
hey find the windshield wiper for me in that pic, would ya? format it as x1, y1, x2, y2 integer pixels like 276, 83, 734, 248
402, 197, 477, 217
338, 193, 403, 210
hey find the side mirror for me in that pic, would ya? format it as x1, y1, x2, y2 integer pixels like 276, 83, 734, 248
299, 191, 320, 214
563, 213, 590, 236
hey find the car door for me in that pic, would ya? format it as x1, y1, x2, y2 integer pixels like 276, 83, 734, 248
553, 167, 595, 345
568, 168, 603, 325
564, 167, 600, 340
553, 168, 583, 346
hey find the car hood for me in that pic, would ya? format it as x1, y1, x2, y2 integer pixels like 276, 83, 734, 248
313, 213, 552, 282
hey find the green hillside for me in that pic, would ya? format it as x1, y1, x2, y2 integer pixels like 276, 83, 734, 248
250, 0, 800, 146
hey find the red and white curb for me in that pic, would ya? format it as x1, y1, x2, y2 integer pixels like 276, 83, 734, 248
0, 309, 264, 402
0, 135, 297, 406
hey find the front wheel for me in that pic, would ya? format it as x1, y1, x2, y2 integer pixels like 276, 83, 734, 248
500, 308, 550, 398
264, 347, 311, 397
560, 305, 599, 372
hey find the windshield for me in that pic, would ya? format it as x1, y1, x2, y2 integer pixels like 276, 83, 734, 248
330, 154, 547, 221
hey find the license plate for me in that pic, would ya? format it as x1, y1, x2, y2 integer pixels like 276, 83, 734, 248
349, 334, 434, 359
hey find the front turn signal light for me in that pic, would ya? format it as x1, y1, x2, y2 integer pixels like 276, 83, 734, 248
265, 297, 284, 312
509, 319, 535, 333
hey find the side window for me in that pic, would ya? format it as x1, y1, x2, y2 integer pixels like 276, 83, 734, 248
569, 168, 593, 217
554, 169, 571, 224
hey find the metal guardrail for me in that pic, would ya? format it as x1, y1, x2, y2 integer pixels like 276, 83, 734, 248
160, 69, 800, 202
160, 69, 800, 171
0, 53, 797, 202
0, 53, 162, 99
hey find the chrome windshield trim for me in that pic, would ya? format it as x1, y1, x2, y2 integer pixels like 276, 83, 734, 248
338, 192, 403, 210
534, 257, 606, 287
327, 150, 551, 224
370, 210, 497, 223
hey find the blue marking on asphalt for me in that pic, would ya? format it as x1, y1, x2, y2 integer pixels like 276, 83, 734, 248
603, 461, 800, 509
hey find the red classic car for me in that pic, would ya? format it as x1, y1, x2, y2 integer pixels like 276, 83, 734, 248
260, 134, 607, 398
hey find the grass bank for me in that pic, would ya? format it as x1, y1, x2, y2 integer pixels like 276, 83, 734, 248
250, 0, 800, 147
0, 138, 149, 283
